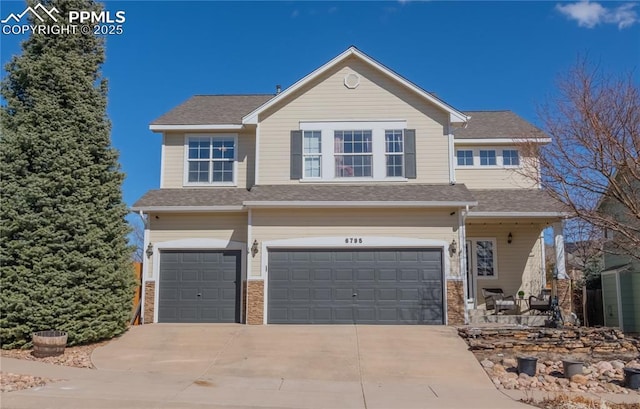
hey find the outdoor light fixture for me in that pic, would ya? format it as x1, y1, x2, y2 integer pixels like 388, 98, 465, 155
251, 239, 259, 257
508, 232, 513, 244
145, 243, 154, 258
450, 239, 457, 254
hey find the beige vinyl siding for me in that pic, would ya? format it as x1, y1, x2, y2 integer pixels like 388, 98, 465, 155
161, 132, 256, 189
455, 145, 539, 189
257, 56, 450, 185
466, 222, 545, 306
250, 208, 459, 278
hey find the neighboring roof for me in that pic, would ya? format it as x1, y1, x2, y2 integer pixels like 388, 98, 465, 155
150, 95, 274, 126
132, 188, 251, 211
467, 189, 569, 217
132, 184, 478, 211
453, 111, 548, 140
246, 184, 477, 207
242, 46, 469, 125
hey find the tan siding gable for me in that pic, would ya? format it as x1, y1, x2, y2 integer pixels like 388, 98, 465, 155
258, 56, 451, 185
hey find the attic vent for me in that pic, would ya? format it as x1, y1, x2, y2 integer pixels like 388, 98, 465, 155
344, 73, 360, 89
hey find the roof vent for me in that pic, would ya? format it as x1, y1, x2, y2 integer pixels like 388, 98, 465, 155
276, 84, 282, 94
344, 73, 360, 89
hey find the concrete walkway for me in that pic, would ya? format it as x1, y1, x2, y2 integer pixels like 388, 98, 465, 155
1, 325, 532, 409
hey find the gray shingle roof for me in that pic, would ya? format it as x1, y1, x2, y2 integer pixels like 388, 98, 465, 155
132, 188, 251, 208
468, 189, 567, 214
151, 95, 274, 125
248, 184, 476, 204
453, 111, 547, 139
132, 184, 477, 210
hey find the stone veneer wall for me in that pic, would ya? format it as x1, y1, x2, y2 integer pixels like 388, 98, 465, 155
144, 281, 155, 324
247, 280, 264, 324
446, 280, 465, 325
556, 279, 572, 317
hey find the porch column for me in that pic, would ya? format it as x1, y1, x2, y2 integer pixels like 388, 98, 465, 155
553, 221, 572, 317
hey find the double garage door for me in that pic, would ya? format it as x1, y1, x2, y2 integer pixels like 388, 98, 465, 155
268, 248, 444, 324
157, 248, 443, 324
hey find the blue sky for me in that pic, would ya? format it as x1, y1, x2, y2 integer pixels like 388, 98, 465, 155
1, 1, 639, 210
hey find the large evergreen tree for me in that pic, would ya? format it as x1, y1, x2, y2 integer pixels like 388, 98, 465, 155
0, 0, 134, 348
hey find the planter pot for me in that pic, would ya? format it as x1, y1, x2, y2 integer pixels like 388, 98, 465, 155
517, 356, 537, 377
32, 330, 67, 358
562, 360, 584, 379
624, 367, 640, 390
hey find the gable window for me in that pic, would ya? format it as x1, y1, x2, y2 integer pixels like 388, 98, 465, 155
186, 135, 236, 185
385, 130, 404, 177
467, 238, 497, 278
456, 150, 474, 166
479, 150, 497, 166
334, 130, 372, 177
502, 149, 520, 166
303, 131, 322, 178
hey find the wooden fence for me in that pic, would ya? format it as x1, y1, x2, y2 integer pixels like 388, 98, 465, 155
131, 262, 142, 325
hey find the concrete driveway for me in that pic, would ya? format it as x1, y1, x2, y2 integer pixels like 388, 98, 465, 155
2, 325, 531, 409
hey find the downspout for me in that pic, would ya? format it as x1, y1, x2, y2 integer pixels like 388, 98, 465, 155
447, 124, 456, 185
459, 205, 469, 324
138, 210, 149, 324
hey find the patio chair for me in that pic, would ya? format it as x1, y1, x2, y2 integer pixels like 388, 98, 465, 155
528, 289, 552, 315
482, 288, 517, 315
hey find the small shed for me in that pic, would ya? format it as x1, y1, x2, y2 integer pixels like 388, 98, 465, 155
601, 265, 640, 333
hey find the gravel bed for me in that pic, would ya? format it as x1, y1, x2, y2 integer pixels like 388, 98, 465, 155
0, 340, 108, 392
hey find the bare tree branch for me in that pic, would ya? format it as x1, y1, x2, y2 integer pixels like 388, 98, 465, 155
520, 57, 640, 262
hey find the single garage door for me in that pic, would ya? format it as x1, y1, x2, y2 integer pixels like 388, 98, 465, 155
158, 250, 241, 323
268, 248, 443, 324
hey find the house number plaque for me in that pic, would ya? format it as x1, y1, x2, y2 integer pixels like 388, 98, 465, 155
345, 238, 363, 244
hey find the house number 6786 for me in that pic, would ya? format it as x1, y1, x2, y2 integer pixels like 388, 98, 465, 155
345, 238, 363, 244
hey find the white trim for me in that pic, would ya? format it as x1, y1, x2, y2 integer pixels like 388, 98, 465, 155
246, 209, 253, 323
150, 124, 244, 132
244, 201, 477, 208
459, 206, 469, 322
540, 231, 547, 288
467, 237, 499, 280
148, 238, 246, 324
254, 122, 261, 185
242, 47, 469, 125
448, 131, 456, 184
553, 221, 568, 280
454, 138, 551, 145
468, 212, 569, 218
160, 134, 166, 188
141, 212, 150, 324
615, 271, 623, 329
258, 236, 452, 325
131, 206, 246, 213
183, 134, 239, 187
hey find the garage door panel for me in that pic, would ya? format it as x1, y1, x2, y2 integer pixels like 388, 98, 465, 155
268, 249, 443, 324
158, 250, 241, 323
291, 269, 310, 281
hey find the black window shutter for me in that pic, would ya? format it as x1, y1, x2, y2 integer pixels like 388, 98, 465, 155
290, 130, 303, 180
404, 129, 417, 179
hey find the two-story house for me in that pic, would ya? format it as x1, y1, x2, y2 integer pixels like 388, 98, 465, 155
132, 47, 568, 326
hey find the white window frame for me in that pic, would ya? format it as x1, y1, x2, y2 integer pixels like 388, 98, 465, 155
456, 149, 474, 166
184, 134, 238, 186
299, 120, 407, 182
502, 149, 520, 168
468, 237, 498, 279
334, 130, 374, 178
454, 147, 521, 170
385, 129, 405, 177
303, 130, 322, 179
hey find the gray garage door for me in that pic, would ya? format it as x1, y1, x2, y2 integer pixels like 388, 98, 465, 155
158, 250, 241, 323
268, 249, 443, 324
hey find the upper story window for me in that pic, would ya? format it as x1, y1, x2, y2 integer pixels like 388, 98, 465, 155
334, 130, 373, 177
303, 131, 322, 178
502, 149, 520, 166
456, 150, 474, 166
479, 150, 497, 166
185, 135, 236, 185
292, 121, 416, 181
385, 130, 404, 177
